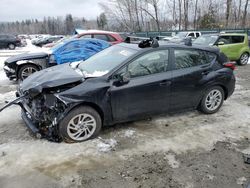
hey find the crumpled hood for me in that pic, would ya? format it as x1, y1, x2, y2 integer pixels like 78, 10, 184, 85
5, 52, 48, 64
20, 63, 84, 95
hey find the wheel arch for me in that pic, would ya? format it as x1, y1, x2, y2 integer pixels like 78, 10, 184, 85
67, 102, 104, 124
197, 84, 228, 108
16, 62, 42, 77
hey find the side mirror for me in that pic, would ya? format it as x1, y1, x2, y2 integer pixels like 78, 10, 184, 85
217, 41, 225, 45
120, 72, 130, 84
113, 72, 130, 86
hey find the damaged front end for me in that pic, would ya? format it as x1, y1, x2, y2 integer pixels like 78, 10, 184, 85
0, 63, 85, 142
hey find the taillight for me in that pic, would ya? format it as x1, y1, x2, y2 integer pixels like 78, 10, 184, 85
223, 62, 236, 70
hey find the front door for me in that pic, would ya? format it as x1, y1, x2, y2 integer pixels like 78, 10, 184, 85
110, 49, 171, 122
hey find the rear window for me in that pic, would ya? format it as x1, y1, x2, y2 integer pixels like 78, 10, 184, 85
174, 49, 208, 69
231, 36, 244, 43
218, 52, 229, 64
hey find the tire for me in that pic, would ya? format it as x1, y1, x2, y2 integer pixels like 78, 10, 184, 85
8, 43, 15, 50
59, 106, 102, 143
17, 64, 39, 80
199, 86, 225, 114
237, 52, 249, 66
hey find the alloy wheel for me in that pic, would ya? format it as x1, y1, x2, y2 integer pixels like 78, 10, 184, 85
67, 113, 97, 141
240, 53, 249, 65
205, 89, 223, 111
21, 67, 37, 80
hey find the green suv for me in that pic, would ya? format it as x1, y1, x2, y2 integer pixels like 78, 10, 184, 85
193, 33, 250, 65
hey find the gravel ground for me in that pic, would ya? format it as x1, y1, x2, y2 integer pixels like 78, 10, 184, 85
0, 47, 249, 188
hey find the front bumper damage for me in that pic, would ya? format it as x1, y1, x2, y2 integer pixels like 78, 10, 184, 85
0, 93, 64, 142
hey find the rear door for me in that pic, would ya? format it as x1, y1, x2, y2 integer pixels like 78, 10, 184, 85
170, 48, 214, 111
110, 49, 171, 121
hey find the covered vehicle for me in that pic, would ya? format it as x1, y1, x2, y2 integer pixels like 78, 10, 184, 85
3, 38, 110, 80
193, 33, 250, 65
0, 39, 236, 143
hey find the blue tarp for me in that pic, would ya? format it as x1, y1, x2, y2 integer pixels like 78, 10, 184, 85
51, 38, 110, 65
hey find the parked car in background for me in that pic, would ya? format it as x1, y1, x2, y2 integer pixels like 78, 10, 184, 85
193, 33, 250, 65
164, 31, 201, 42
3, 39, 235, 142
43, 36, 72, 48
33, 35, 64, 47
77, 30, 124, 45
0, 34, 22, 50
3, 38, 110, 80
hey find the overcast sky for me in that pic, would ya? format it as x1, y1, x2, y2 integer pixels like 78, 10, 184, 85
0, 0, 106, 22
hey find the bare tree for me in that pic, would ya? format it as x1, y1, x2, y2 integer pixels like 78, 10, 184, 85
178, 0, 182, 30
226, 0, 232, 27
183, 0, 189, 30
193, 0, 199, 29
242, 0, 249, 27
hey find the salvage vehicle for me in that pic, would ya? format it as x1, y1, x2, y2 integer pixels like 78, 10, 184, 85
0, 34, 22, 50
193, 33, 250, 65
0, 39, 236, 143
77, 30, 124, 45
3, 38, 110, 80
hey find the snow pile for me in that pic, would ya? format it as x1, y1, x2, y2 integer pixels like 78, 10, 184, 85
0, 91, 16, 103
97, 138, 117, 152
123, 129, 136, 138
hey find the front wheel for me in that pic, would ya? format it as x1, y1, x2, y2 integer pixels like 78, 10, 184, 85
59, 106, 102, 143
18, 64, 39, 80
199, 86, 224, 114
238, 52, 249, 66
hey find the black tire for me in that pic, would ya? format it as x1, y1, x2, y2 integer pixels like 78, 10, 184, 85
17, 64, 39, 80
59, 106, 102, 143
237, 52, 249, 66
199, 86, 225, 114
8, 43, 16, 50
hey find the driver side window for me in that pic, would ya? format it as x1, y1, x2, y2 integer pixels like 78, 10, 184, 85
127, 50, 169, 78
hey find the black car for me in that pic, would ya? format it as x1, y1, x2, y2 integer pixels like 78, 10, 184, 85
0, 39, 235, 143
0, 34, 22, 50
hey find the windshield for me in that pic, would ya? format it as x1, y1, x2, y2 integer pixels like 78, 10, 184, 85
175, 32, 188, 38
78, 45, 137, 77
193, 35, 218, 45
51, 36, 74, 51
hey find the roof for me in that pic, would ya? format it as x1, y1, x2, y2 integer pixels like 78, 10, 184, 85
201, 33, 247, 36
76, 29, 118, 35
118, 41, 220, 54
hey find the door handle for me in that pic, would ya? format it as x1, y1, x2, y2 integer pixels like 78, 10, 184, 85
159, 80, 171, 86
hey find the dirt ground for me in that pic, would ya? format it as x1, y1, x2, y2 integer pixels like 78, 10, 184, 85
0, 47, 249, 188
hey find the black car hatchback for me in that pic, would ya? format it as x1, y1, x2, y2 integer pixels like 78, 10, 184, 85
1, 40, 235, 143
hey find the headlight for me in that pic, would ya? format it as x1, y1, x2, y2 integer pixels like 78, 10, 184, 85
49, 54, 56, 64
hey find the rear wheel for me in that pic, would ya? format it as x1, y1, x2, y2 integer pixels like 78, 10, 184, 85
59, 106, 102, 143
8, 43, 15, 50
199, 86, 224, 114
238, 52, 249, 66
18, 64, 39, 80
